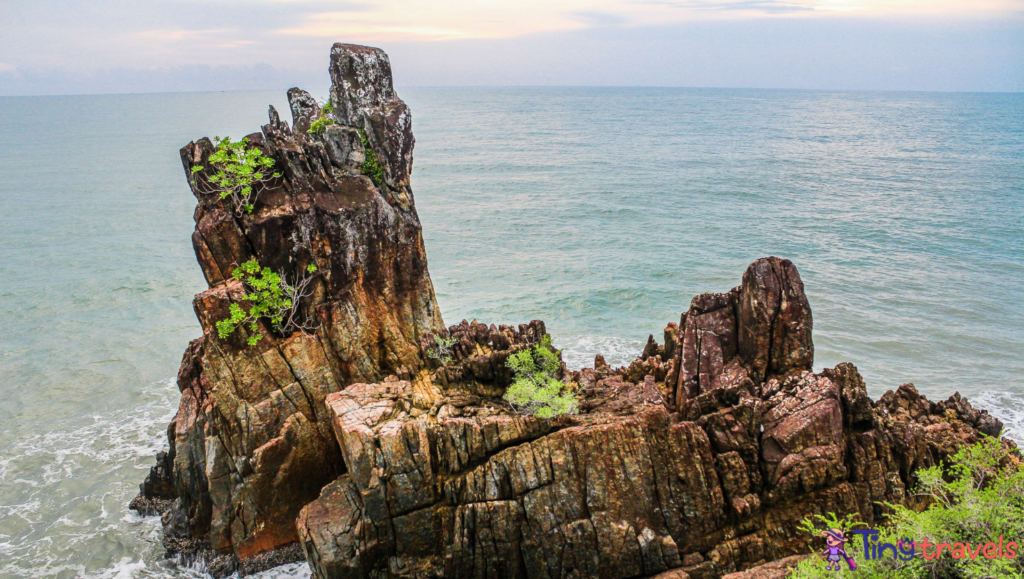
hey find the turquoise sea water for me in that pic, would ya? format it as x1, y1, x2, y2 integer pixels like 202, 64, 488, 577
0, 88, 1022, 577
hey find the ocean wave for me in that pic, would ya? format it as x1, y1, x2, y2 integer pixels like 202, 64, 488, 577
973, 390, 1024, 443
0, 379, 178, 486
554, 334, 647, 371
0, 378, 180, 578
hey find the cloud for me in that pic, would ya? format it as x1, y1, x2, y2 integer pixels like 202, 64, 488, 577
271, 1, 594, 41
131, 29, 235, 42
0, 0, 1021, 94
643, 0, 1023, 16
569, 11, 629, 26
645, 0, 814, 13
275, 16, 477, 40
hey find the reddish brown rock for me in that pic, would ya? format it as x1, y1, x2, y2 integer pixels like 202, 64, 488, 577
290, 256, 1007, 579
737, 257, 813, 383
298, 386, 723, 579
668, 257, 812, 412
720, 555, 807, 579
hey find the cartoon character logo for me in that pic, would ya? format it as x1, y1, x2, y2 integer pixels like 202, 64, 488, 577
822, 528, 857, 571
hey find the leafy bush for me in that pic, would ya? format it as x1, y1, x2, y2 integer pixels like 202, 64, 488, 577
308, 116, 334, 136
359, 129, 386, 188
216, 260, 319, 346
190, 136, 281, 214
791, 436, 1024, 579
797, 511, 866, 540
307, 99, 336, 135
427, 334, 458, 365
504, 335, 578, 419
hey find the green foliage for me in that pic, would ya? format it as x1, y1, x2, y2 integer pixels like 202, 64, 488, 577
359, 129, 386, 189
307, 116, 335, 136
791, 436, 1024, 579
190, 136, 281, 214
427, 334, 458, 365
216, 260, 319, 346
504, 335, 578, 419
307, 99, 337, 135
796, 511, 866, 539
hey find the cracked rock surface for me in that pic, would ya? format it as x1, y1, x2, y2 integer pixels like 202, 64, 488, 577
291, 256, 1010, 579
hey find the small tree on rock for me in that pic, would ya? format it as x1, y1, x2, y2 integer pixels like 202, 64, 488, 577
216, 260, 319, 346
427, 334, 458, 365
190, 136, 281, 215
504, 335, 578, 419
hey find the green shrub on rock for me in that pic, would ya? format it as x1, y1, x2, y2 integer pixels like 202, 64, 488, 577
190, 136, 281, 215
216, 260, 319, 346
359, 129, 386, 189
307, 99, 336, 135
791, 435, 1024, 579
504, 335, 578, 419
427, 334, 458, 365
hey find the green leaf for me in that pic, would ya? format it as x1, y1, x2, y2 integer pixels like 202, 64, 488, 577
202, 136, 278, 215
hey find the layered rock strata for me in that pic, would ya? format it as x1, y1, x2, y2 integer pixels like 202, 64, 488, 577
292, 257, 1006, 579
134, 43, 1010, 579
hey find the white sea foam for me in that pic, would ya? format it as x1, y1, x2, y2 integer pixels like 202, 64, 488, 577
555, 334, 647, 371
0, 378, 180, 578
974, 390, 1024, 443
242, 563, 312, 579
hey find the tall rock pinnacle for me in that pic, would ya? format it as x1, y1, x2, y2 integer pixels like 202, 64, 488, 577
161, 43, 444, 559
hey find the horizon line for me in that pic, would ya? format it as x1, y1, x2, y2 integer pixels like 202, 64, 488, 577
3, 85, 1023, 99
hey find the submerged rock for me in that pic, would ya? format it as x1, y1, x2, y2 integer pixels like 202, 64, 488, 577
133, 43, 1010, 578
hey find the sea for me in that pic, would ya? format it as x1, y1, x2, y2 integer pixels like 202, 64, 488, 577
0, 87, 1021, 578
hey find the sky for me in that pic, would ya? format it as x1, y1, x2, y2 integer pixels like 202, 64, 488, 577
0, 0, 1022, 95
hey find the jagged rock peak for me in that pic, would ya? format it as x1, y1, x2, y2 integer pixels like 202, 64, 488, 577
328, 43, 398, 126
328, 43, 414, 192
287, 87, 320, 134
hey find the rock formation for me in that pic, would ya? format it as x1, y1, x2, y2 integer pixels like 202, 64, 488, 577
132, 43, 443, 570
290, 257, 1006, 579
133, 43, 1011, 578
